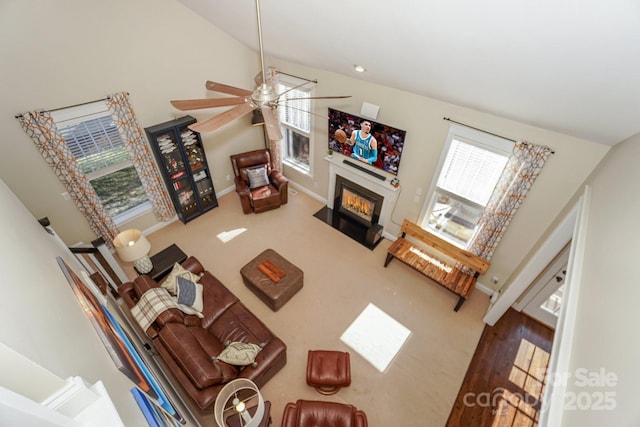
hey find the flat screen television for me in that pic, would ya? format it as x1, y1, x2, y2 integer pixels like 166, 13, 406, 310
328, 108, 406, 175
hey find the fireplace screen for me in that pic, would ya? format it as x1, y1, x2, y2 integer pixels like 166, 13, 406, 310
340, 186, 375, 224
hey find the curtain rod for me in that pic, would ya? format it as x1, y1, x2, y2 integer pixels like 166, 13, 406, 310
443, 117, 555, 154
15, 95, 117, 119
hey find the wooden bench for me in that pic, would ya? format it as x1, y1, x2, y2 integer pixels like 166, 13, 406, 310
384, 219, 490, 311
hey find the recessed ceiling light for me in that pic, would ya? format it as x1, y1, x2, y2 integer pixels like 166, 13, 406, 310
354, 65, 366, 73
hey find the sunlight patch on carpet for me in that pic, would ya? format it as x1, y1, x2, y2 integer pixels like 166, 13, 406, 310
340, 303, 411, 372
217, 228, 247, 243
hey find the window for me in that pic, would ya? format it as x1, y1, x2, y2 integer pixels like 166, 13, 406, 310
52, 102, 150, 223
278, 77, 312, 174
420, 124, 512, 248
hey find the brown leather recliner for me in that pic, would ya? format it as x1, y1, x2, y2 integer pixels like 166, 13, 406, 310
281, 400, 368, 427
230, 148, 288, 214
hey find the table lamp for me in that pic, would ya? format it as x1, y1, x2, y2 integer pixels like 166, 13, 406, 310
113, 229, 152, 274
214, 378, 265, 427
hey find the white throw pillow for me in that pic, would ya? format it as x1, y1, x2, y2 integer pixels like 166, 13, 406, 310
216, 342, 262, 366
247, 166, 269, 189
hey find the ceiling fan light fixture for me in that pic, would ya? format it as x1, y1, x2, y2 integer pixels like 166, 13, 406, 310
354, 65, 366, 73
251, 83, 279, 107
169, 0, 349, 140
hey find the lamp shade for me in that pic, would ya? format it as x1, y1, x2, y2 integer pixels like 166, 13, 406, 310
214, 378, 264, 427
113, 229, 151, 262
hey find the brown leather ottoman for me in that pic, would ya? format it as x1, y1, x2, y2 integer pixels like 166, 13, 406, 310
240, 249, 303, 311
306, 350, 351, 395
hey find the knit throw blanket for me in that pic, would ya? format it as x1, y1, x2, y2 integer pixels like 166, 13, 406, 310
131, 287, 203, 335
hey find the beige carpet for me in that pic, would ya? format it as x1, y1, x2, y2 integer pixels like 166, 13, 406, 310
341, 302, 412, 373
120, 188, 490, 426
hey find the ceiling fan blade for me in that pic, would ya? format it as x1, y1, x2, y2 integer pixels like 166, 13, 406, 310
205, 81, 253, 97
188, 102, 254, 133
276, 102, 328, 120
170, 97, 247, 111
261, 106, 283, 141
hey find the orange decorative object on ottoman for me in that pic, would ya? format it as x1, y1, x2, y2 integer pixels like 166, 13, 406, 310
241, 249, 303, 311
306, 350, 351, 395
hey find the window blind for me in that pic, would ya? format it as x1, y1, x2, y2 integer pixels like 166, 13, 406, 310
437, 139, 509, 206
58, 114, 129, 174
278, 83, 311, 132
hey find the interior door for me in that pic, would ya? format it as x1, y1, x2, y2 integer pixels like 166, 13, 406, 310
516, 243, 570, 329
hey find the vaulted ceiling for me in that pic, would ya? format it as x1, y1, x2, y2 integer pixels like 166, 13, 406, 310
178, 0, 640, 146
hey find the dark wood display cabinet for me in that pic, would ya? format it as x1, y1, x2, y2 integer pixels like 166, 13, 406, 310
145, 115, 218, 223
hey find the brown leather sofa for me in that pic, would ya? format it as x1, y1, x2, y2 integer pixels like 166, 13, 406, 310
281, 400, 368, 427
230, 148, 288, 214
118, 257, 287, 410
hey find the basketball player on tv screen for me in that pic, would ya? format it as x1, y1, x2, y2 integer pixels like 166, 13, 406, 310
346, 120, 378, 164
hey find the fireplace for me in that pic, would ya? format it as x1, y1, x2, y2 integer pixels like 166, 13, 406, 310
335, 176, 383, 227
313, 174, 385, 249
314, 155, 401, 249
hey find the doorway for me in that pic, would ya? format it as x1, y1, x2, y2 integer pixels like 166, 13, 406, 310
515, 243, 570, 329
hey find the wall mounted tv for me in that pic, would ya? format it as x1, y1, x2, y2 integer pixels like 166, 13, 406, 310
328, 108, 406, 175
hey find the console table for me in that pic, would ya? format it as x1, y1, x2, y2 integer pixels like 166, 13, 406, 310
134, 243, 187, 281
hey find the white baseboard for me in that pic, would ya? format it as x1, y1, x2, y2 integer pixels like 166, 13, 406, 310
216, 184, 236, 197
475, 280, 495, 297
288, 179, 327, 204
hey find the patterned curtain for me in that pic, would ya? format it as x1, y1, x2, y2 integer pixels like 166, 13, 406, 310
267, 137, 283, 172
17, 111, 119, 245
106, 92, 175, 221
468, 141, 553, 261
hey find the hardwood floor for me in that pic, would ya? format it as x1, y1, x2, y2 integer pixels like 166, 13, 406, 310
446, 308, 554, 427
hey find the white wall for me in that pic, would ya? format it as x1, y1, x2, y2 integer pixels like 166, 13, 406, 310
269, 57, 610, 292
559, 134, 640, 426
0, 178, 145, 425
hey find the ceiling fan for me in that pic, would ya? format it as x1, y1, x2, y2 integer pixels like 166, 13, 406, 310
170, 0, 350, 140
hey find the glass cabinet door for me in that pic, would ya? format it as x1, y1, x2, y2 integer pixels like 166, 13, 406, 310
146, 115, 218, 223
179, 127, 206, 172
172, 177, 197, 218
156, 132, 186, 178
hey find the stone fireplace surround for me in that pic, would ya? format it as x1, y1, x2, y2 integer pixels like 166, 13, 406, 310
325, 155, 400, 240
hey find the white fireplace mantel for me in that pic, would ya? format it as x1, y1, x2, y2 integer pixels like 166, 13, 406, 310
325, 155, 400, 238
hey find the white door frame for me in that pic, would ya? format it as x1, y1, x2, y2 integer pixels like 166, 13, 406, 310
482, 186, 591, 426
516, 243, 570, 328
482, 198, 578, 326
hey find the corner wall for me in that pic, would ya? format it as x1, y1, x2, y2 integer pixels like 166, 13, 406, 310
0, 0, 265, 246
0, 178, 145, 425
559, 134, 640, 426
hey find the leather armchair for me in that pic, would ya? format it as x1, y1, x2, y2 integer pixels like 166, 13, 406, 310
281, 400, 368, 427
230, 148, 288, 214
